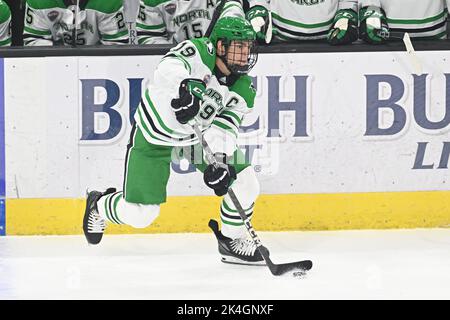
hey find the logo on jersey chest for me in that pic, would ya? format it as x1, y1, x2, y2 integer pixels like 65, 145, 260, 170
165, 3, 177, 15
203, 74, 211, 85
48, 11, 60, 22
173, 10, 211, 27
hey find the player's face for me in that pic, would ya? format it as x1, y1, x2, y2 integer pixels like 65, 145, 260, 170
226, 40, 251, 67
216, 39, 258, 75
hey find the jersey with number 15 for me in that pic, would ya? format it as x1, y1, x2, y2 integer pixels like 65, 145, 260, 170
136, 0, 221, 44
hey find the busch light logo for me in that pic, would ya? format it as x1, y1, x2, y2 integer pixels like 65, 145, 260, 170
365, 74, 450, 169
79, 73, 450, 173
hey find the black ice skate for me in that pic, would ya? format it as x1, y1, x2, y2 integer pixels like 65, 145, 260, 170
208, 219, 266, 266
82, 188, 116, 245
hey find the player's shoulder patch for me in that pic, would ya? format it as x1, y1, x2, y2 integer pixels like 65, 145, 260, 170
229, 75, 256, 109
0, 0, 10, 24
143, 0, 172, 8
26, 0, 64, 10
86, 0, 123, 14
190, 37, 216, 72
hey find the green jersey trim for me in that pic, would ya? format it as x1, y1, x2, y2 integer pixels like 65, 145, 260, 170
86, 0, 123, 14
212, 120, 238, 138
0, 38, 11, 46
161, 54, 192, 74
102, 30, 129, 40
408, 31, 447, 40
221, 110, 242, 125
272, 13, 334, 29
144, 90, 186, 137
136, 107, 167, 143
173, 54, 192, 74
222, 1, 242, 13
191, 38, 216, 72
275, 32, 296, 41
27, 0, 123, 13
24, 26, 52, 36
136, 23, 165, 30
229, 75, 256, 109
143, 0, 171, 8
26, 0, 65, 10
138, 37, 151, 44
386, 10, 447, 25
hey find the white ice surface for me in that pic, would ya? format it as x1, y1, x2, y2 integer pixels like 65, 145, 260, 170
0, 229, 449, 300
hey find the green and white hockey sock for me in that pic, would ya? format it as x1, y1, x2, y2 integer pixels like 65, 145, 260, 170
97, 191, 126, 225
97, 191, 161, 228
220, 199, 254, 239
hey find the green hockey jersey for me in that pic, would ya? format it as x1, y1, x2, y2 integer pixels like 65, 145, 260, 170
136, 0, 245, 44
0, 0, 11, 46
360, 0, 450, 39
248, 0, 358, 41
135, 37, 256, 156
23, 0, 129, 46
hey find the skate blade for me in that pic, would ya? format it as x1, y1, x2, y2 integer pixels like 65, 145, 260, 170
221, 256, 266, 266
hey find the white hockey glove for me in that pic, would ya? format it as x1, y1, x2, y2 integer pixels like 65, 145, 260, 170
246, 5, 272, 44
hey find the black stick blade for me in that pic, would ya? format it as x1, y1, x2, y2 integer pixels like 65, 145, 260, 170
258, 246, 313, 276
268, 260, 313, 276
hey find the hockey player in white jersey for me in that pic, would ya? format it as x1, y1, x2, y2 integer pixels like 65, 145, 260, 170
23, 0, 129, 46
136, 0, 245, 44
83, 13, 265, 265
246, 0, 359, 45
359, 0, 450, 44
0, 1, 11, 46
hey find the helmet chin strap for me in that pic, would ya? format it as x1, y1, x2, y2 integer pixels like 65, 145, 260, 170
216, 56, 232, 76
215, 40, 231, 75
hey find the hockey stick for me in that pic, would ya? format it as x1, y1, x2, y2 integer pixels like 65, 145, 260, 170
192, 1, 311, 276
190, 122, 313, 276
401, 32, 423, 75
265, 0, 273, 44
377, 30, 423, 74
71, 0, 80, 47
205, 0, 227, 37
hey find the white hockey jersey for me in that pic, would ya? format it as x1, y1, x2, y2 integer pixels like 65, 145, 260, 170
136, 0, 244, 44
360, 0, 450, 39
137, 0, 218, 44
0, 0, 11, 46
23, 0, 129, 46
248, 0, 358, 41
135, 37, 256, 156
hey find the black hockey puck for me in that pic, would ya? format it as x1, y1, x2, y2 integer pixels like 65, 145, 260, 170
292, 271, 306, 278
